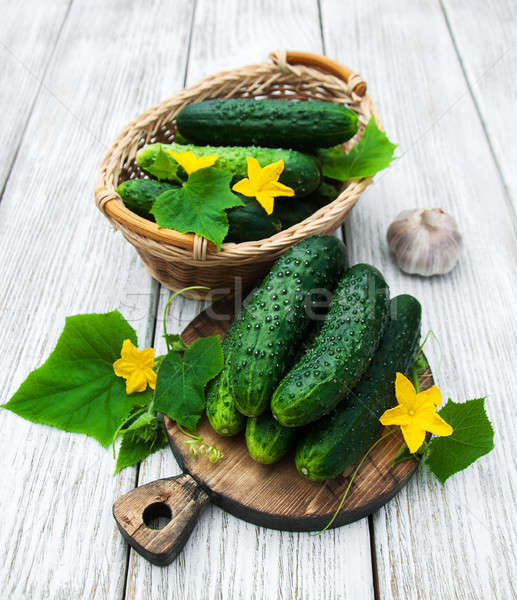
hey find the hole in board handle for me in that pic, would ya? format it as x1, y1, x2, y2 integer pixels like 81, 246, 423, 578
143, 502, 172, 530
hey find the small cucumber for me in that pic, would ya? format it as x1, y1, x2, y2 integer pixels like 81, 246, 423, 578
226, 236, 348, 417
176, 99, 359, 151
137, 142, 321, 197
206, 368, 245, 436
271, 264, 390, 427
295, 294, 422, 480
274, 183, 339, 230
245, 413, 297, 464
116, 178, 175, 220
226, 195, 282, 243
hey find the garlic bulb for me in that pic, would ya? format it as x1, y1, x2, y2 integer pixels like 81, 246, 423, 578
387, 208, 462, 276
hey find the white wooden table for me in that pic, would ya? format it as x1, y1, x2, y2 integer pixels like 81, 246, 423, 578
1, 1, 516, 598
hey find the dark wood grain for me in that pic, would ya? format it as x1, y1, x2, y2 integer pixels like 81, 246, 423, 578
113, 474, 210, 566
165, 296, 433, 532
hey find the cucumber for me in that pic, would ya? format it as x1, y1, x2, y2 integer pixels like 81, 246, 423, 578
274, 182, 340, 230
271, 264, 390, 427
206, 368, 245, 436
226, 236, 348, 417
245, 413, 297, 464
313, 181, 340, 207
137, 142, 321, 197
116, 178, 175, 220
176, 99, 359, 151
226, 195, 281, 243
273, 196, 321, 230
295, 294, 422, 480
116, 178, 280, 242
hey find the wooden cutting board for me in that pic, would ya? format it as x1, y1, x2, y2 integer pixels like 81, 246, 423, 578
113, 296, 432, 566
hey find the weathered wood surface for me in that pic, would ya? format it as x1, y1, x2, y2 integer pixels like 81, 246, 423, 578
0, 0, 71, 190
1, 0, 516, 599
322, 1, 517, 598
441, 0, 517, 209
0, 1, 193, 598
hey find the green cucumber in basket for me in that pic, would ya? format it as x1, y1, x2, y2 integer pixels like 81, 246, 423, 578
176, 99, 359, 151
137, 142, 321, 197
295, 294, 422, 481
245, 413, 298, 464
226, 235, 348, 417
226, 195, 282, 243
206, 367, 246, 437
116, 179, 280, 243
116, 178, 175, 220
271, 264, 390, 427
273, 182, 339, 230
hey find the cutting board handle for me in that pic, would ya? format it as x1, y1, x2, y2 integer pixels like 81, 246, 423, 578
112, 473, 210, 566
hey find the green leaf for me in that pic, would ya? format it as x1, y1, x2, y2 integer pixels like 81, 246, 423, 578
425, 398, 495, 485
151, 168, 244, 249
3, 311, 149, 447
163, 333, 188, 352
154, 336, 224, 430
115, 415, 168, 473
317, 117, 397, 182
145, 145, 182, 182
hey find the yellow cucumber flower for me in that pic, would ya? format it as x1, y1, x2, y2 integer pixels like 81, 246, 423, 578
232, 156, 294, 215
380, 372, 453, 454
113, 339, 157, 395
166, 150, 219, 175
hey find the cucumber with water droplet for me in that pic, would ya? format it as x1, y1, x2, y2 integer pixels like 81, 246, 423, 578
206, 367, 246, 436
295, 294, 422, 480
271, 264, 390, 427
226, 236, 348, 417
245, 413, 297, 464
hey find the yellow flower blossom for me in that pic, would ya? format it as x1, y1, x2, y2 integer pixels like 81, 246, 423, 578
166, 150, 219, 175
380, 372, 453, 453
113, 339, 157, 395
232, 156, 294, 215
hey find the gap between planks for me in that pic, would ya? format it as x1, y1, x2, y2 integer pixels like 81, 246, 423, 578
438, 0, 517, 241
0, 0, 73, 204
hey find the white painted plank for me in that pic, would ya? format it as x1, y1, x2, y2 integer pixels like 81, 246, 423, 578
126, 2, 374, 599
321, 0, 517, 598
441, 0, 517, 208
0, 0, 70, 188
0, 1, 194, 598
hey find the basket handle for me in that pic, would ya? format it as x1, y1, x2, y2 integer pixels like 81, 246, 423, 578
269, 50, 367, 97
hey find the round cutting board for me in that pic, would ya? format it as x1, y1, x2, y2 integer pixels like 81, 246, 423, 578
113, 296, 432, 565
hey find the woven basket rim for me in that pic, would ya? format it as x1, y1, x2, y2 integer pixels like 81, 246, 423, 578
95, 53, 382, 261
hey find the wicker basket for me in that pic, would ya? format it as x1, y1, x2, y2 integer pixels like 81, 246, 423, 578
95, 50, 381, 299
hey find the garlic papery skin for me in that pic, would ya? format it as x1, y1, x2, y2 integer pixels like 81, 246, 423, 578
387, 208, 462, 276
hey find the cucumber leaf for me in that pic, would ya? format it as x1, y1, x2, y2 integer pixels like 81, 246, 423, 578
2, 311, 151, 447
115, 413, 168, 473
143, 145, 182, 183
154, 336, 224, 430
151, 168, 244, 248
317, 117, 397, 182
163, 333, 188, 352
425, 398, 495, 484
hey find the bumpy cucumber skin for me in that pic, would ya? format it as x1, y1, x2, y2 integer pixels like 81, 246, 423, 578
271, 264, 390, 427
206, 368, 246, 437
245, 413, 298, 464
116, 179, 175, 220
137, 142, 321, 197
295, 294, 422, 480
226, 195, 282, 243
176, 99, 359, 151
226, 236, 348, 417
